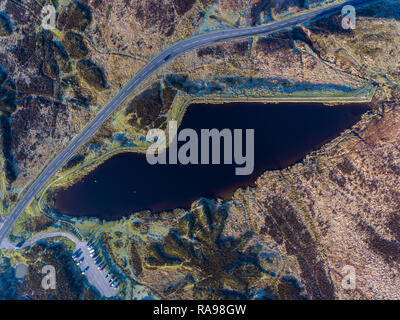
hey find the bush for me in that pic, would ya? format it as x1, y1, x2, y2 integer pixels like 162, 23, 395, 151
0, 12, 12, 36
56, 1, 92, 32
76, 59, 107, 90
62, 32, 88, 58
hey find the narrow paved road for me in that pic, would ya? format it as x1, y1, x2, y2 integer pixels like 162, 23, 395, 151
20, 232, 80, 249
0, 0, 376, 247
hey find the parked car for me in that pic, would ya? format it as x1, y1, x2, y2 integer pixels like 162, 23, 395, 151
82, 266, 89, 275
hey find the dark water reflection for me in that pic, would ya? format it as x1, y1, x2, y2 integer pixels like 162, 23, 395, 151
55, 102, 369, 219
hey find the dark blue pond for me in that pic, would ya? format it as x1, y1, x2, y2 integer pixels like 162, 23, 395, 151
55, 102, 369, 219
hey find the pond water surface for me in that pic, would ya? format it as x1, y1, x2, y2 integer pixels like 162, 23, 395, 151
55, 102, 369, 219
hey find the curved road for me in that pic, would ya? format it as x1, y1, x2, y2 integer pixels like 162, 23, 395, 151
0, 0, 375, 247
20, 232, 80, 249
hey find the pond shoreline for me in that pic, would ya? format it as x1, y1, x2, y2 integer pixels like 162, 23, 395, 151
53, 101, 370, 220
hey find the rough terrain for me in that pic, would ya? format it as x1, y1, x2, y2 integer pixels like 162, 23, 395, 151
0, 0, 399, 300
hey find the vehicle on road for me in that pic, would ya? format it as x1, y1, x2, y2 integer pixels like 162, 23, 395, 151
77, 257, 84, 266
111, 280, 118, 287
82, 266, 89, 275
73, 249, 82, 259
